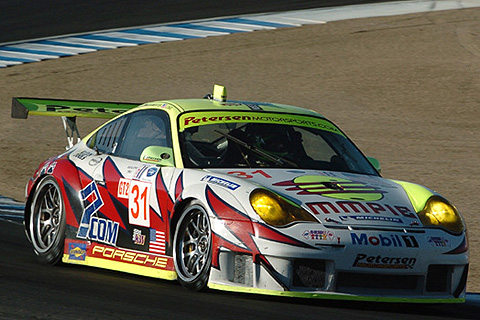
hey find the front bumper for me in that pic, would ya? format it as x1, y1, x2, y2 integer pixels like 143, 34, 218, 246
208, 222, 469, 303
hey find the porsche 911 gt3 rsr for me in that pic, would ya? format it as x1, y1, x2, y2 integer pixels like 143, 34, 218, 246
12, 85, 468, 303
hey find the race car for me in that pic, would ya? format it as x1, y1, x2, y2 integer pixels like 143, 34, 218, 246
11, 85, 468, 303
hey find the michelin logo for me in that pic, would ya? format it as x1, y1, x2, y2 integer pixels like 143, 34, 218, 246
202, 175, 240, 190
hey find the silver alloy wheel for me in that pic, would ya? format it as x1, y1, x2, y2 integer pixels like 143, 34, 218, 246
29, 177, 65, 264
174, 203, 212, 290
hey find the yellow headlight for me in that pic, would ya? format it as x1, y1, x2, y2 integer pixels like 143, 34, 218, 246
250, 189, 317, 227
418, 196, 464, 234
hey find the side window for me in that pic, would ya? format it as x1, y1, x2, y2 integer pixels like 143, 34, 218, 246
87, 116, 129, 154
117, 109, 172, 160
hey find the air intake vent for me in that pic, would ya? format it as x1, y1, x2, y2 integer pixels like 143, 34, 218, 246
293, 259, 326, 289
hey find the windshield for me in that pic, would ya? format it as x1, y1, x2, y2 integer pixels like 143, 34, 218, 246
179, 113, 378, 175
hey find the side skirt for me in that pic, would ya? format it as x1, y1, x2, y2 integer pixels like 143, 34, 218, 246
63, 241, 177, 280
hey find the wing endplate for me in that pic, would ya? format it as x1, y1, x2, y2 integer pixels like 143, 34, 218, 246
11, 97, 140, 119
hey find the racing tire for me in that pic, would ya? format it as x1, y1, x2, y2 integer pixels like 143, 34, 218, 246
28, 176, 66, 265
173, 202, 212, 291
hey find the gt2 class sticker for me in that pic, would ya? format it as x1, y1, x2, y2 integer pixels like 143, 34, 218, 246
128, 180, 151, 227
118, 178, 131, 199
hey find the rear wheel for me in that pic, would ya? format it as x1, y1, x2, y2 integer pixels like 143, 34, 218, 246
29, 176, 66, 265
173, 202, 212, 291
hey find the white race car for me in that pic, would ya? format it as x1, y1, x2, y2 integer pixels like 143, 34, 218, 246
12, 85, 468, 303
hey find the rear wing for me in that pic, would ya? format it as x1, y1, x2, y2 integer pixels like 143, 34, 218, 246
11, 97, 140, 148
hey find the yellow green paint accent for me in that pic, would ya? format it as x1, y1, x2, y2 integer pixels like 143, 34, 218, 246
294, 175, 384, 201
207, 283, 465, 304
392, 180, 434, 212
12, 97, 139, 119
62, 254, 177, 280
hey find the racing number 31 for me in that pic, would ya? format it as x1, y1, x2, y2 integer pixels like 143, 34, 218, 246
129, 180, 151, 227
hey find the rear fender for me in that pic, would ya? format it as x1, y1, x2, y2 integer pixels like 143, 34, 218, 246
25, 157, 85, 242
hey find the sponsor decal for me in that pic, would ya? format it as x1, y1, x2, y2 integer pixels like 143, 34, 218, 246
339, 215, 403, 224
73, 150, 94, 160
303, 229, 335, 241
179, 111, 342, 135
353, 254, 417, 269
149, 229, 166, 255
142, 102, 171, 109
244, 103, 263, 111
44, 104, 126, 115
46, 162, 57, 174
76, 182, 120, 246
146, 167, 158, 177
68, 242, 87, 261
307, 201, 416, 219
427, 236, 451, 247
274, 175, 387, 201
141, 155, 162, 164
39, 160, 57, 176
134, 165, 157, 182
351, 233, 419, 248
134, 165, 150, 180
133, 229, 146, 246
88, 157, 103, 166
77, 182, 104, 240
91, 245, 168, 269
87, 217, 119, 246
201, 175, 240, 190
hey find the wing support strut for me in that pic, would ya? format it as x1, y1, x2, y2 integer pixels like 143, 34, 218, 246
62, 116, 81, 149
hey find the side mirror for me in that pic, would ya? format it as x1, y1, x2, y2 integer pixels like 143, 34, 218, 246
140, 146, 174, 167
367, 156, 381, 174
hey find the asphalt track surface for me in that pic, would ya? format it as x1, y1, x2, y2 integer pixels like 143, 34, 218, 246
2, 1, 480, 319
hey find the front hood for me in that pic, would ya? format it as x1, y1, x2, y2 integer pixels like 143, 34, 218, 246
208, 169, 422, 228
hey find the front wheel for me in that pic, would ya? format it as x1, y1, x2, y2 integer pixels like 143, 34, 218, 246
173, 202, 212, 291
28, 176, 66, 265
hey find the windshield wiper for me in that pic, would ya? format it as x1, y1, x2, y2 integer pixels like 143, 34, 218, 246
215, 130, 298, 168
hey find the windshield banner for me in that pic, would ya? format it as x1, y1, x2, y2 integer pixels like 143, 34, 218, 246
179, 111, 344, 136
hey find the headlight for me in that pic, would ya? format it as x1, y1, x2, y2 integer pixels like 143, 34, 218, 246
417, 196, 465, 234
249, 189, 317, 227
